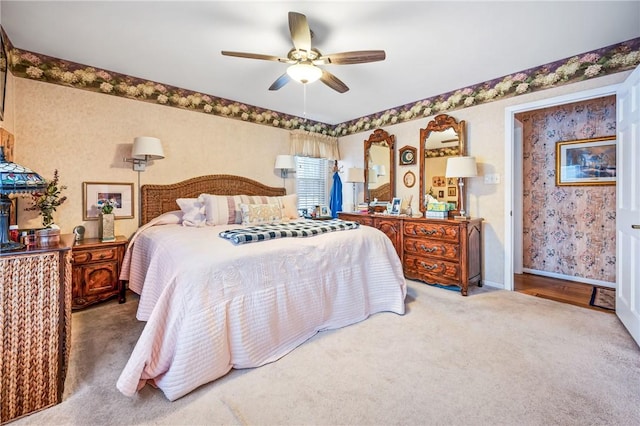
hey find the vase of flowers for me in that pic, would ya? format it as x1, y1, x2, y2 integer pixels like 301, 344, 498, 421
26, 169, 67, 228
98, 199, 117, 242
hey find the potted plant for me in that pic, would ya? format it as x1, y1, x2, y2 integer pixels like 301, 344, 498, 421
25, 169, 67, 228
97, 198, 117, 242
25, 169, 67, 247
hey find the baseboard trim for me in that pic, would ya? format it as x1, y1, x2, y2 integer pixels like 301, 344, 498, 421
481, 280, 503, 290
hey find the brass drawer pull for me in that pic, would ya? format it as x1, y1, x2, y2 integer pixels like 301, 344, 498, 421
419, 228, 437, 235
632, 225, 640, 230
419, 261, 439, 271
419, 245, 438, 253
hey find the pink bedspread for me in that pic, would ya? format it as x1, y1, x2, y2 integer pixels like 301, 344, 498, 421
117, 214, 406, 400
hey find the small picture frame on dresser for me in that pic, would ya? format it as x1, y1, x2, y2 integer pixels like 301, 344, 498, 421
390, 197, 401, 215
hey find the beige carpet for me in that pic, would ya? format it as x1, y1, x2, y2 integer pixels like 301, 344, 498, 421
13, 281, 640, 426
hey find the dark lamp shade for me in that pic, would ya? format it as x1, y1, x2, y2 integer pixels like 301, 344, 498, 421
0, 147, 47, 251
0, 147, 47, 194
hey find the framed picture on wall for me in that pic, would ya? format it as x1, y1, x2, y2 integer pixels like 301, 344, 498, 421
83, 182, 134, 220
448, 187, 457, 197
556, 136, 616, 186
0, 31, 7, 121
399, 145, 417, 165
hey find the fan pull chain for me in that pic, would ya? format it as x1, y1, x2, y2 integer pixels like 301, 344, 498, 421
303, 83, 307, 122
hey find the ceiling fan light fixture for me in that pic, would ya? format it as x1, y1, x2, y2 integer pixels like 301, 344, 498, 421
286, 62, 322, 84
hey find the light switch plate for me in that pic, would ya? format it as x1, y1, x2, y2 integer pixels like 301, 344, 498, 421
484, 173, 500, 184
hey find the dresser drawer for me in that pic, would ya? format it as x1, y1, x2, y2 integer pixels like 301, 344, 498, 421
403, 221, 460, 242
403, 254, 460, 284
72, 247, 117, 265
404, 237, 459, 261
338, 213, 374, 227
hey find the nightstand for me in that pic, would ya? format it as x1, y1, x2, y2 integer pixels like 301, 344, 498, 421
71, 235, 128, 310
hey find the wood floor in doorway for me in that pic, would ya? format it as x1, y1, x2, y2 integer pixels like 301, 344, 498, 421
514, 273, 614, 314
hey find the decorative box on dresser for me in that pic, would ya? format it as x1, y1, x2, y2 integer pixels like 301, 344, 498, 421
0, 235, 73, 424
71, 236, 128, 310
338, 213, 482, 295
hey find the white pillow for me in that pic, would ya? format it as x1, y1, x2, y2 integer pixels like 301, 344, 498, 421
176, 198, 206, 227
240, 203, 283, 225
277, 194, 299, 219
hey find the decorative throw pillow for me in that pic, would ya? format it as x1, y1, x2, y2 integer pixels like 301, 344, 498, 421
176, 198, 206, 227
240, 203, 283, 225
200, 194, 251, 226
244, 194, 299, 220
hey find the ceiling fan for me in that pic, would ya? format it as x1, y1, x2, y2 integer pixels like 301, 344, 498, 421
221, 11, 386, 93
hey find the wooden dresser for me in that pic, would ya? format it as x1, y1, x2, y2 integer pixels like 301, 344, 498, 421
0, 236, 73, 424
339, 212, 482, 295
71, 236, 127, 310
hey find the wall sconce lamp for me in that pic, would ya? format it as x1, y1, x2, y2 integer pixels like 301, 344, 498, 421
124, 136, 165, 171
367, 168, 378, 184
372, 164, 386, 177
445, 156, 478, 220
346, 167, 365, 212
275, 155, 296, 178
0, 147, 47, 251
124, 137, 164, 226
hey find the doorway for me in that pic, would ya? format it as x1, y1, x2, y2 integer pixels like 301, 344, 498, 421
504, 83, 620, 292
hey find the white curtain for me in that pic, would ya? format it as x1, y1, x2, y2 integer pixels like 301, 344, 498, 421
289, 130, 340, 160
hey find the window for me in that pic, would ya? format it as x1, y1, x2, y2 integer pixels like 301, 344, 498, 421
295, 156, 329, 212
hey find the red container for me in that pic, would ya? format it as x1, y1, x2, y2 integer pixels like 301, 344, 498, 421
9, 225, 19, 242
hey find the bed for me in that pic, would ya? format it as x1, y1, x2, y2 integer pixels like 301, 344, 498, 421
116, 175, 407, 401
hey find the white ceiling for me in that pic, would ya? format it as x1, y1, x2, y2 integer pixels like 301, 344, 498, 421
2, 1, 639, 125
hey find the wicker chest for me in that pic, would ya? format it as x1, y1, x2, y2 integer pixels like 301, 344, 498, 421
0, 238, 72, 424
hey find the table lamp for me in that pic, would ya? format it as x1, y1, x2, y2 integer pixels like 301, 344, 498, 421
445, 156, 477, 220
0, 147, 47, 251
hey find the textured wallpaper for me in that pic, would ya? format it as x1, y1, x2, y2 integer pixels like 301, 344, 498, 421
518, 96, 616, 284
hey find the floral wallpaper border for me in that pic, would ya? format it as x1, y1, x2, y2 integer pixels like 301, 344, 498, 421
2, 27, 639, 137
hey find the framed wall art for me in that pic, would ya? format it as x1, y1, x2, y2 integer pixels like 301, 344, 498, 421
0, 31, 6, 121
555, 136, 616, 186
448, 187, 457, 197
399, 145, 416, 165
403, 171, 416, 188
83, 182, 134, 220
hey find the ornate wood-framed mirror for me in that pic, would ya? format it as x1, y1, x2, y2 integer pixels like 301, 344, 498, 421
419, 114, 466, 215
364, 128, 395, 205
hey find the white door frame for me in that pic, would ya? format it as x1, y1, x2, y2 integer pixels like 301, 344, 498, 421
503, 84, 620, 291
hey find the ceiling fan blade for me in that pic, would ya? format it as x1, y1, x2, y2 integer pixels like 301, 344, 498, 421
269, 73, 292, 91
316, 50, 386, 65
221, 51, 284, 62
320, 70, 349, 93
288, 12, 311, 53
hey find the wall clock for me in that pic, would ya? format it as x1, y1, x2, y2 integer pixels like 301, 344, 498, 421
399, 145, 416, 165
403, 171, 416, 188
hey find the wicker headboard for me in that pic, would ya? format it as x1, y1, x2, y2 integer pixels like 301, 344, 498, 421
140, 174, 286, 225
368, 182, 391, 202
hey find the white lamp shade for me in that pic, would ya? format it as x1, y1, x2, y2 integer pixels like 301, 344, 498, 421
368, 168, 378, 183
132, 136, 164, 160
445, 156, 477, 178
274, 155, 295, 170
346, 167, 365, 183
286, 63, 322, 84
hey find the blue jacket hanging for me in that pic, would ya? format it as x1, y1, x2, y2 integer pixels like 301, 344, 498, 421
329, 171, 343, 218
